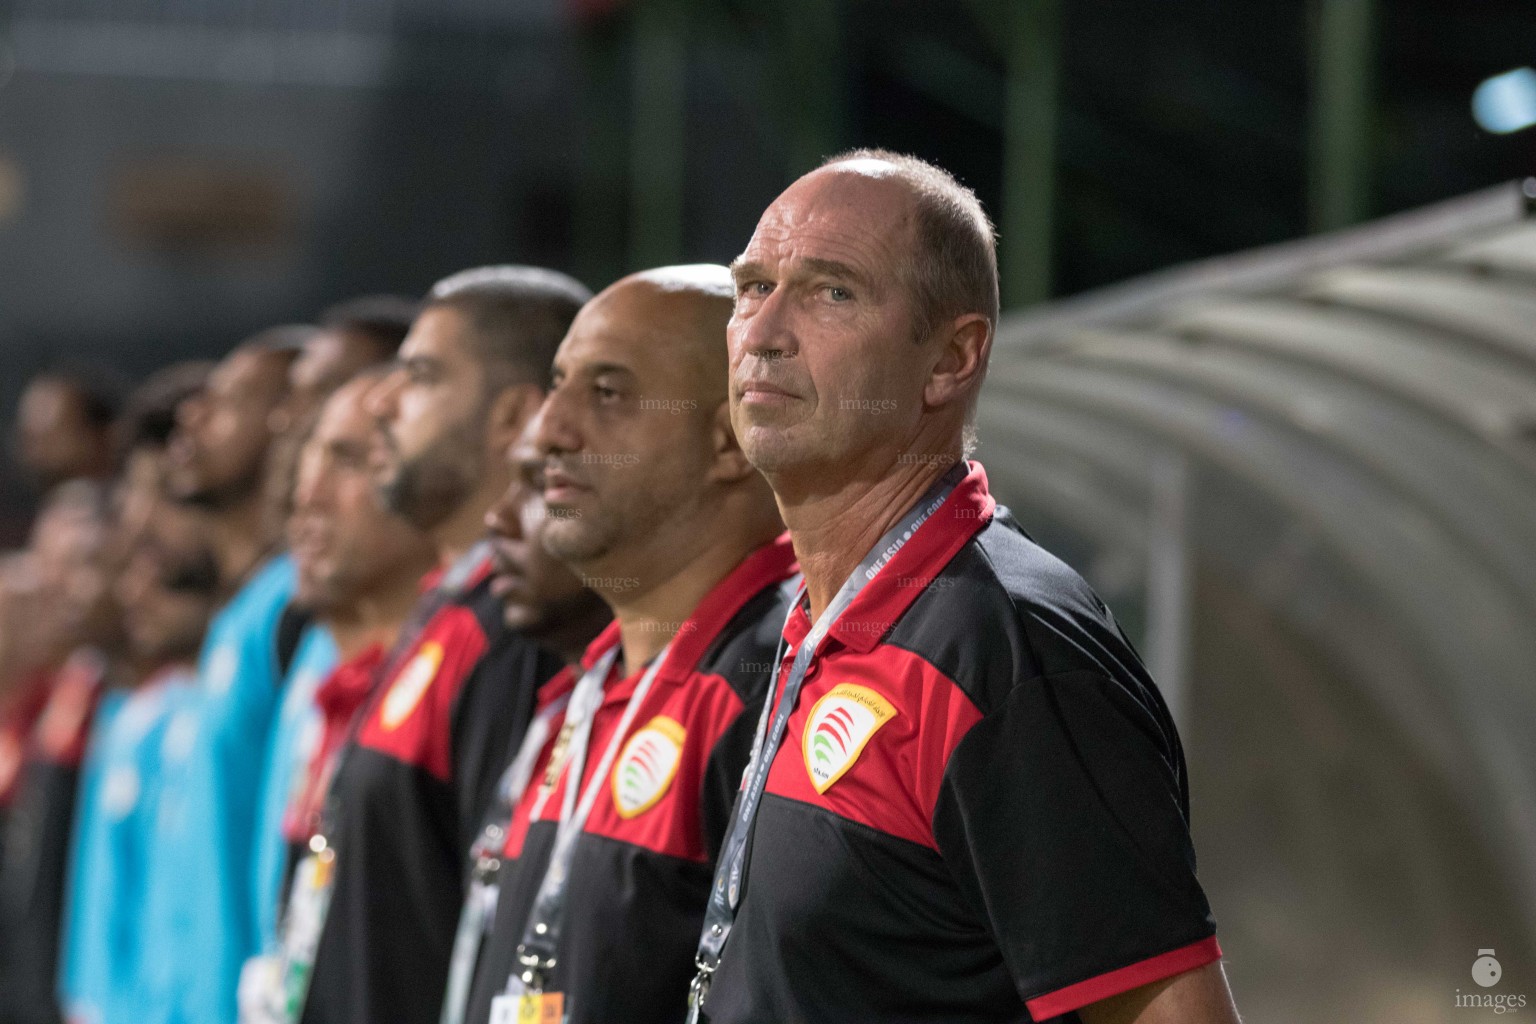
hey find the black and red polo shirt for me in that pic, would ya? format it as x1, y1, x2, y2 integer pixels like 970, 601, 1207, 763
460, 535, 798, 1024
699, 463, 1220, 1024
300, 546, 564, 1024
0, 649, 109, 1024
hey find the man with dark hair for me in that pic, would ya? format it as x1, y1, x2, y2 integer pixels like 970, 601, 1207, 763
13, 366, 126, 491
239, 371, 438, 1023
319, 294, 420, 346
270, 298, 418, 444
60, 381, 218, 1024
445, 265, 793, 1024
250, 322, 421, 970
112, 361, 215, 560
687, 151, 1241, 1024
424, 267, 589, 390
294, 265, 588, 1024
142, 332, 308, 1024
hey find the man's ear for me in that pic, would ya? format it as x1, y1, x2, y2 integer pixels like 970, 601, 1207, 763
924, 313, 991, 412
485, 383, 543, 455
705, 399, 757, 484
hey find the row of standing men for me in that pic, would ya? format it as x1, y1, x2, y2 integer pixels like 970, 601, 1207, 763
0, 149, 1239, 1024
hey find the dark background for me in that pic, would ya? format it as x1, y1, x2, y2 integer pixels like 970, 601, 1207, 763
0, 0, 1530, 525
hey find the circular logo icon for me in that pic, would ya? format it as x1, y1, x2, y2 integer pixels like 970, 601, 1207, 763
1473, 949, 1502, 988
380, 642, 444, 731
612, 716, 686, 819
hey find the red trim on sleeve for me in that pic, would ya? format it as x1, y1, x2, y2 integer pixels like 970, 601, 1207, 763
1025, 936, 1222, 1020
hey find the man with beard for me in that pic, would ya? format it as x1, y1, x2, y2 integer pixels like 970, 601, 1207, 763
0, 480, 117, 1024
686, 151, 1238, 1024
240, 371, 438, 1023
249, 303, 416, 961
143, 332, 305, 1024
447, 266, 794, 1024
297, 266, 587, 1024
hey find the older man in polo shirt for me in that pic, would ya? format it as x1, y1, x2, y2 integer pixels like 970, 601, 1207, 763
688, 150, 1242, 1024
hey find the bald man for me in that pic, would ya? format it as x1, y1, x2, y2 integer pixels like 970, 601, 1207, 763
688, 151, 1237, 1024
443, 266, 795, 1024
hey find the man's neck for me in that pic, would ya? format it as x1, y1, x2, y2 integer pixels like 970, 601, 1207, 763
323, 569, 433, 661
432, 474, 509, 570
776, 452, 955, 621
541, 595, 613, 668
596, 509, 781, 678
210, 496, 269, 594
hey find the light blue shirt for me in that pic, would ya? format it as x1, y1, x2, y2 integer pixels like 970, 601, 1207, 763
59, 669, 197, 1024
141, 554, 297, 1024
252, 623, 337, 953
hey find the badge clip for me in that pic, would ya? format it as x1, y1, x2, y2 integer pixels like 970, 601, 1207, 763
515, 945, 555, 995
684, 956, 715, 1024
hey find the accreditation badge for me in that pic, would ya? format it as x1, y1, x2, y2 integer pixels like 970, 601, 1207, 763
488, 982, 564, 1024
274, 844, 338, 1022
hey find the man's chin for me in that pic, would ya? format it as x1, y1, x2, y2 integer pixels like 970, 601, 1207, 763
541, 519, 614, 567
500, 604, 541, 633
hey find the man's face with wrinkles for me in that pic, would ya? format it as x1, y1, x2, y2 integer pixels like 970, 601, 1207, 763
727, 163, 931, 477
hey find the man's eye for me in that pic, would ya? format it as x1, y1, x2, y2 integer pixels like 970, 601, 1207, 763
827, 286, 852, 302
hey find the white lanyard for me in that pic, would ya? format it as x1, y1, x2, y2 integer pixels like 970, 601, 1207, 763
513, 641, 673, 992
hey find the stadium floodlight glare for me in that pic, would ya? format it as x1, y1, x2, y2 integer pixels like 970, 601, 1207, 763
1472, 67, 1536, 134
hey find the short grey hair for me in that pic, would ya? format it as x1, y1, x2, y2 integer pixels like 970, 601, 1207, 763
820, 148, 999, 344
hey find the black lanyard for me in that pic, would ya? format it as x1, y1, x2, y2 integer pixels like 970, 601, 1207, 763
686, 463, 965, 1021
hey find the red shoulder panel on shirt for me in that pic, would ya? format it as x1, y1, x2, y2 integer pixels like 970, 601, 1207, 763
763, 644, 982, 850
356, 605, 489, 781
582, 672, 744, 862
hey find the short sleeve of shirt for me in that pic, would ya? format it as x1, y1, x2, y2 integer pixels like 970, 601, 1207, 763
932, 667, 1219, 1020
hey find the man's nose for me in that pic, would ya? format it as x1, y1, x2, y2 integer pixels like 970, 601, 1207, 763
485, 487, 522, 540
364, 370, 404, 422
731, 289, 797, 367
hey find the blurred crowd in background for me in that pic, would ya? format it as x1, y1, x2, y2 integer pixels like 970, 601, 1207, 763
0, 292, 425, 1023
5, 3, 1536, 1022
